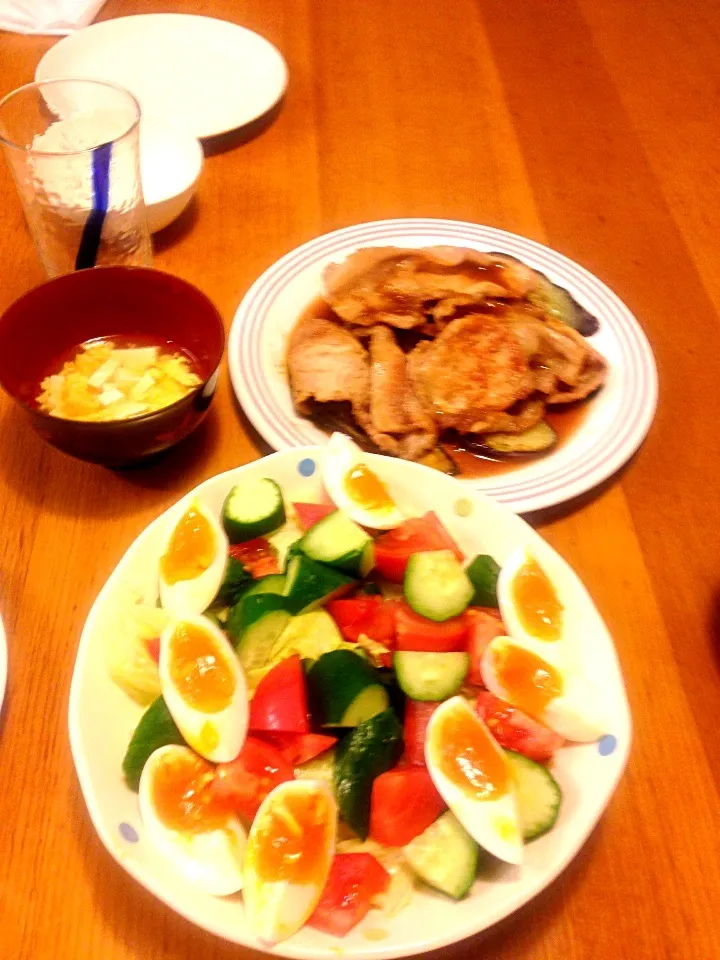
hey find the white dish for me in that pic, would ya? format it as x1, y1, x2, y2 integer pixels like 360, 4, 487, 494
36, 14, 289, 140
139, 116, 203, 233
228, 219, 658, 514
70, 447, 631, 959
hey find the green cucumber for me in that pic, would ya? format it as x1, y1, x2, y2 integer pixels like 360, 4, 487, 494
402, 811, 478, 899
466, 555, 501, 608
222, 477, 286, 542
214, 555, 253, 606
308, 650, 389, 726
225, 573, 286, 639
394, 651, 469, 701
298, 510, 375, 577
506, 750, 562, 840
294, 748, 336, 783
233, 594, 292, 670
334, 709, 403, 839
404, 550, 473, 622
122, 697, 185, 792
282, 554, 355, 615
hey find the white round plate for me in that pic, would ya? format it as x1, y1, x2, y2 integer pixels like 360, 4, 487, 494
228, 219, 657, 514
36, 14, 289, 139
70, 447, 630, 959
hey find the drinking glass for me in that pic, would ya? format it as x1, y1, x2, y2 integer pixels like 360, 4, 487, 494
0, 78, 152, 277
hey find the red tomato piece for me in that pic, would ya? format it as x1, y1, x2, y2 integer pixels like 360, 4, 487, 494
394, 600, 468, 652
475, 691, 565, 762
464, 608, 505, 685
249, 655, 310, 733
210, 737, 294, 821
369, 767, 447, 846
373, 512, 464, 583
228, 538, 280, 578
403, 699, 440, 765
144, 636, 160, 663
257, 732, 337, 766
308, 853, 390, 937
327, 596, 396, 647
293, 502, 335, 532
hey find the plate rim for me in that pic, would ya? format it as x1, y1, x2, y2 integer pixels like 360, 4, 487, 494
227, 218, 658, 514
35, 13, 289, 140
69, 447, 632, 960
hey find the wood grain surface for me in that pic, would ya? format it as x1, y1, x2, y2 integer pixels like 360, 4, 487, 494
1, 1, 719, 958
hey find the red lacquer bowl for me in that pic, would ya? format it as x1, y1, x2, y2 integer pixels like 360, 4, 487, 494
0, 266, 225, 466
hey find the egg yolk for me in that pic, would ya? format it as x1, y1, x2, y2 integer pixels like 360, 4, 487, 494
169, 622, 236, 712
434, 704, 510, 800
344, 463, 395, 512
512, 556, 564, 641
252, 789, 333, 886
151, 751, 227, 834
160, 504, 216, 585
494, 643, 563, 717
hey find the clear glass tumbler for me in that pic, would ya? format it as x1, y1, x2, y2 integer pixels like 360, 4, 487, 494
0, 78, 152, 277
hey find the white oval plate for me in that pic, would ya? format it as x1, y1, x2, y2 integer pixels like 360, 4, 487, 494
70, 447, 630, 959
228, 219, 657, 514
36, 14, 288, 140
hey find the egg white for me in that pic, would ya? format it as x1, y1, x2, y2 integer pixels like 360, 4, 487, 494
138, 745, 246, 896
481, 634, 606, 743
243, 779, 337, 943
158, 498, 228, 617
425, 697, 523, 866
159, 613, 248, 763
321, 432, 405, 530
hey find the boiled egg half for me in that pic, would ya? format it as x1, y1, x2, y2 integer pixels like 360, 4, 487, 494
322, 432, 404, 529
243, 779, 337, 943
159, 498, 228, 616
425, 696, 522, 865
481, 634, 605, 743
139, 745, 246, 895
159, 613, 248, 762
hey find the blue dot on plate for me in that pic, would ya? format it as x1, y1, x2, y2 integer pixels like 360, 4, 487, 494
598, 734, 617, 756
298, 457, 316, 477
119, 822, 139, 843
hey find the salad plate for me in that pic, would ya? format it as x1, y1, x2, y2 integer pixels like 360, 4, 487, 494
228, 218, 657, 514
70, 447, 630, 958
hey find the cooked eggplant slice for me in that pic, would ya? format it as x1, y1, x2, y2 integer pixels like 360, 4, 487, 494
482, 420, 558, 455
417, 446, 458, 474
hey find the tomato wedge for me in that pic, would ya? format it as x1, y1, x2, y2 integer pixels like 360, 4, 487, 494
293, 502, 335, 532
210, 737, 294, 821
394, 600, 467, 652
373, 512, 464, 583
403, 699, 440, 765
464, 607, 505, 685
475, 691, 565, 762
369, 767, 447, 846
249, 655, 310, 733
327, 596, 395, 645
308, 853, 390, 937
257, 732, 337, 766
144, 636, 160, 664
228, 537, 280, 578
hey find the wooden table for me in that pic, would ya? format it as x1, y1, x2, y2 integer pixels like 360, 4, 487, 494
1, 1, 719, 957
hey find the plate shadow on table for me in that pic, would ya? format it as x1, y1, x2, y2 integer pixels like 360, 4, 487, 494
202, 99, 285, 157
230, 389, 274, 459
66, 765, 606, 960
152, 196, 200, 254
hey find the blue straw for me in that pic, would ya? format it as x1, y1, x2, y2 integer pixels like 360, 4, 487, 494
75, 141, 112, 270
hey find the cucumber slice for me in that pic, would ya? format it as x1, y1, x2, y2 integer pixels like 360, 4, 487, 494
334, 709, 403, 839
234, 594, 292, 671
402, 811, 478, 899
299, 510, 375, 577
222, 478, 286, 542
214, 555, 253, 606
283, 554, 355, 615
404, 550, 474, 621
308, 649, 389, 726
122, 697, 185, 792
506, 750, 562, 840
466, 554, 501, 608
394, 651, 469, 701
225, 574, 286, 640
294, 748, 336, 783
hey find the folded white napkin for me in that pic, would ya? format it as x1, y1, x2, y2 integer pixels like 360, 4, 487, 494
0, 0, 107, 35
